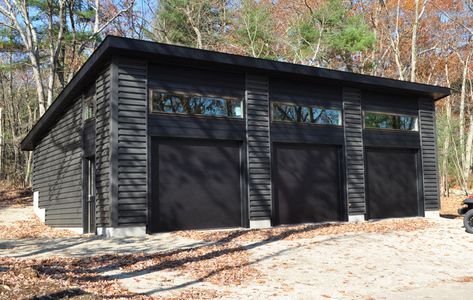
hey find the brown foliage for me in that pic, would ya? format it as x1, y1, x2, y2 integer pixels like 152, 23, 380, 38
176, 218, 433, 244
440, 195, 466, 218
0, 218, 77, 239
0, 181, 32, 208
0, 240, 261, 299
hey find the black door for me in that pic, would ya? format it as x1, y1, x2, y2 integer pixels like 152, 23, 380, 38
273, 143, 343, 225
150, 138, 242, 232
84, 158, 96, 234
366, 148, 420, 219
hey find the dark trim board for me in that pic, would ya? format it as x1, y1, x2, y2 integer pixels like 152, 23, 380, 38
363, 130, 421, 149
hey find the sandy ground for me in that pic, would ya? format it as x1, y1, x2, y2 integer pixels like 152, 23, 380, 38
0, 206, 34, 224
2, 206, 473, 299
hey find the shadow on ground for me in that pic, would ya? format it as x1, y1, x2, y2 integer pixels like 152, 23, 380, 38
0, 223, 391, 298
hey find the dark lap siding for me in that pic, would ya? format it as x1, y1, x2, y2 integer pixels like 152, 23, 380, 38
366, 148, 420, 219
149, 138, 242, 232
95, 65, 112, 227
273, 143, 343, 225
116, 59, 148, 226
32, 98, 83, 227
419, 98, 440, 210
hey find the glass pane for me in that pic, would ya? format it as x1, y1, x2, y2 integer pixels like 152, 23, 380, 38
272, 103, 342, 126
364, 111, 417, 131
151, 91, 243, 118
84, 96, 95, 120
313, 108, 342, 125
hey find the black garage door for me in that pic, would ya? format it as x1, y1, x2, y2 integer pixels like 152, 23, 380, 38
273, 143, 343, 225
149, 139, 242, 232
366, 148, 420, 219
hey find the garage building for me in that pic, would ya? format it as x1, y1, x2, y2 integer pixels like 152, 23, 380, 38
20, 36, 450, 236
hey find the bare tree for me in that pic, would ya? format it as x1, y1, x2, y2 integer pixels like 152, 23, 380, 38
0, 106, 3, 178
0, 0, 65, 116
410, 0, 428, 82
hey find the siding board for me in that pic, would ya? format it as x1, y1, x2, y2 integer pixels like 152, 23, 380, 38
246, 74, 272, 220
419, 98, 439, 210
116, 58, 148, 226
32, 94, 83, 228
95, 65, 112, 227
343, 87, 366, 215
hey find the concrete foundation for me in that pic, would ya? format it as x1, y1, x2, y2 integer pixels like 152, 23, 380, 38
424, 210, 440, 219
97, 226, 147, 238
348, 214, 365, 222
56, 227, 84, 234
249, 219, 271, 229
33, 191, 45, 223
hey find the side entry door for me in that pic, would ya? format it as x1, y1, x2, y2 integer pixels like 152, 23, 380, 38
84, 158, 96, 233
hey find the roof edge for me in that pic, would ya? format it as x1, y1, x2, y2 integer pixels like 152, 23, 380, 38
20, 37, 112, 150
21, 35, 451, 151
105, 36, 451, 100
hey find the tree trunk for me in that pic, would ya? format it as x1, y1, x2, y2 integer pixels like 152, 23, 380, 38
442, 63, 452, 197
459, 54, 471, 194
410, 0, 425, 82
94, 0, 100, 33
24, 151, 32, 186
0, 107, 3, 179
465, 114, 473, 191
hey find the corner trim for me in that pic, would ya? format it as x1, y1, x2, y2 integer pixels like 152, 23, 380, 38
110, 58, 119, 227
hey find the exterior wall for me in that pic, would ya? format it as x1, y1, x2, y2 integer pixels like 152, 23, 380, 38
32, 97, 83, 228
269, 77, 344, 145
95, 65, 112, 227
25, 47, 444, 235
83, 120, 95, 157
343, 87, 366, 215
115, 58, 148, 227
419, 97, 440, 210
110, 59, 440, 232
145, 62, 246, 231
147, 63, 246, 140
246, 74, 272, 223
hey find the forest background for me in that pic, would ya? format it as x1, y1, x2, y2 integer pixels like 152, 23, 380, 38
0, 0, 472, 196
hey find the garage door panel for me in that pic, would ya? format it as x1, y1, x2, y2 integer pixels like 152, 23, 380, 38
274, 143, 342, 225
150, 139, 242, 232
366, 148, 419, 219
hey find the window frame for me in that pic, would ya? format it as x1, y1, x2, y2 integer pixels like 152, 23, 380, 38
148, 88, 245, 120
83, 85, 96, 121
271, 101, 343, 127
363, 110, 419, 132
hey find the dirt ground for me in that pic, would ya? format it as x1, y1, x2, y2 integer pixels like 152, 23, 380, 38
1, 184, 472, 299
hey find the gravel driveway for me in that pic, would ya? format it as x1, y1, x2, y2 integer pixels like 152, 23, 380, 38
1, 206, 473, 299
116, 217, 473, 299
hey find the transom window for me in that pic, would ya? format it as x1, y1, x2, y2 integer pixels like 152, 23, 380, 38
272, 102, 342, 126
364, 111, 418, 131
150, 90, 243, 118
83, 85, 96, 120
